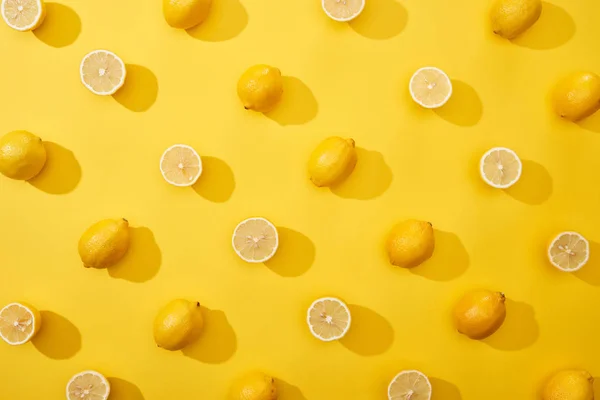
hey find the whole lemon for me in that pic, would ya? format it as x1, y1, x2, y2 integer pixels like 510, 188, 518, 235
78, 219, 130, 269
490, 0, 542, 39
552, 71, 600, 122
386, 220, 435, 268
153, 299, 204, 351
307, 137, 357, 187
237, 65, 283, 113
163, 0, 212, 29
543, 370, 594, 400
0, 130, 47, 181
229, 371, 277, 400
453, 289, 506, 339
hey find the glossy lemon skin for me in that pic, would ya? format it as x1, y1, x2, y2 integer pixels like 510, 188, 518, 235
237, 65, 283, 113
163, 0, 212, 29
542, 370, 594, 400
153, 299, 204, 351
0, 130, 47, 181
491, 0, 542, 39
453, 290, 506, 339
78, 219, 130, 269
229, 371, 277, 400
552, 71, 600, 122
386, 220, 435, 268
307, 137, 357, 187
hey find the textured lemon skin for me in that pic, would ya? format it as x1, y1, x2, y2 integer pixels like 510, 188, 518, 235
229, 371, 277, 400
0, 130, 47, 180
542, 370, 594, 400
163, 0, 212, 29
491, 0, 542, 39
307, 137, 357, 187
153, 299, 204, 351
78, 219, 130, 269
237, 65, 283, 112
453, 290, 506, 339
386, 220, 435, 268
552, 72, 600, 122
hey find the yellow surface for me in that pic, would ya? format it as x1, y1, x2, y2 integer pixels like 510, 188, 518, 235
0, 0, 599, 399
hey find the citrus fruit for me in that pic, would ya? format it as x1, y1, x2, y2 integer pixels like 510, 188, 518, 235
78, 218, 130, 269
159, 144, 202, 187
229, 371, 277, 400
388, 370, 432, 400
542, 370, 594, 400
322, 0, 365, 22
1, 0, 45, 31
0, 130, 47, 180
552, 71, 600, 122
453, 289, 506, 340
490, 0, 542, 39
80, 50, 126, 96
409, 67, 453, 109
548, 232, 589, 272
308, 136, 357, 187
163, 0, 212, 29
0, 302, 41, 345
386, 220, 435, 268
237, 65, 283, 113
232, 217, 278, 263
306, 297, 351, 341
479, 147, 522, 189
154, 299, 204, 351
66, 371, 110, 400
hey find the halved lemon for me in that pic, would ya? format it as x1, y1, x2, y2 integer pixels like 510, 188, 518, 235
66, 371, 110, 400
0, 302, 41, 345
548, 232, 590, 272
480, 147, 522, 189
409, 67, 453, 109
1, 0, 45, 31
307, 297, 351, 341
160, 144, 203, 187
388, 370, 432, 400
322, 0, 365, 22
0, 303, 42, 346
232, 217, 278, 263
80, 50, 126, 96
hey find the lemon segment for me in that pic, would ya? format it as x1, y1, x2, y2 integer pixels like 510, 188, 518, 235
552, 71, 600, 122
232, 217, 278, 263
160, 144, 203, 187
0, 302, 41, 345
1, 0, 45, 31
388, 370, 432, 400
409, 67, 453, 109
306, 297, 351, 341
0, 130, 47, 181
453, 289, 506, 340
66, 371, 110, 400
480, 147, 522, 189
548, 232, 589, 272
542, 370, 594, 400
490, 0, 542, 39
322, 0, 364, 22
80, 50, 126, 96
229, 371, 277, 400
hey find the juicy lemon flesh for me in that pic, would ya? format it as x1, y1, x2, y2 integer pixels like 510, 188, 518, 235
67, 373, 109, 400
410, 69, 452, 108
0, 304, 37, 345
161, 146, 202, 186
308, 299, 350, 340
2, 0, 43, 30
81, 52, 125, 94
388, 371, 432, 400
549, 233, 588, 271
482, 149, 520, 187
233, 219, 277, 262
323, 0, 363, 20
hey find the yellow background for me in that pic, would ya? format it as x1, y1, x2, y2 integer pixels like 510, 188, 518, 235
1, 0, 600, 398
